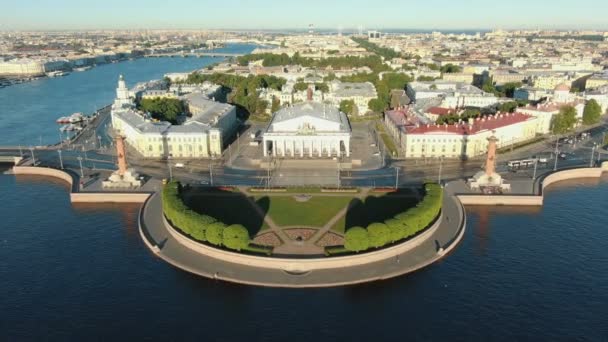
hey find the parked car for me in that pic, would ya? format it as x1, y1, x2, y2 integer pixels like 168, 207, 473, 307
175, 163, 185, 168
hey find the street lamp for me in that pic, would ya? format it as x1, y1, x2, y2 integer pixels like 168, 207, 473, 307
209, 156, 214, 186
553, 140, 560, 171
236, 132, 240, 153
77, 156, 84, 177
29, 146, 36, 166
58, 150, 64, 169
167, 155, 173, 181
82, 145, 88, 160
392, 166, 400, 189
437, 157, 444, 185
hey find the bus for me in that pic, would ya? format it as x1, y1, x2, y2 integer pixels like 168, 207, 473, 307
507, 159, 537, 169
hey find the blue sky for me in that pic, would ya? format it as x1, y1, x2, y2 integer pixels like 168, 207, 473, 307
1, 0, 606, 31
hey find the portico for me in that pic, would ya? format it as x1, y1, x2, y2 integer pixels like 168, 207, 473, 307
262, 102, 352, 158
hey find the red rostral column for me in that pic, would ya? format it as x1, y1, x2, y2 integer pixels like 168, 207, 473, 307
116, 135, 128, 176
486, 133, 498, 176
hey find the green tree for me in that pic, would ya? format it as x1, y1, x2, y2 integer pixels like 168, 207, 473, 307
417, 76, 436, 82
351, 37, 400, 60
498, 101, 519, 113
461, 108, 481, 120
138, 97, 185, 124
583, 99, 602, 125
368, 98, 386, 113
294, 82, 309, 92
552, 105, 578, 134
344, 227, 370, 252
223, 224, 250, 251
501, 82, 523, 98
440, 64, 462, 73
316, 83, 329, 93
384, 219, 406, 242
367, 222, 391, 248
339, 99, 356, 116
189, 223, 207, 242
271, 96, 281, 113
426, 63, 440, 71
206, 222, 226, 246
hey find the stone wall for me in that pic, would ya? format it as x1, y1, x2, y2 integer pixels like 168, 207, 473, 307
457, 163, 608, 206
12, 166, 150, 204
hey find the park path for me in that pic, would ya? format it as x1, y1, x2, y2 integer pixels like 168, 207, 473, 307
239, 190, 292, 245
306, 187, 371, 246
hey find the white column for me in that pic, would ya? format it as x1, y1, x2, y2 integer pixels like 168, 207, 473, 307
300, 139, 304, 158
291, 140, 295, 157
263, 137, 268, 157
281, 139, 287, 158
319, 140, 323, 157
346, 140, 350, 157
309, 139, 314, 157
327, 139, 332, 157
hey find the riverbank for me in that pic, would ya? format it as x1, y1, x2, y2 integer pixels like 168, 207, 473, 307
136, 160, 608, 287
139, 190, 465, 287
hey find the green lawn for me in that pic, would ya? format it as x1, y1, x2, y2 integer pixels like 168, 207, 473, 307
330, 193, 418, 234
257, 195, 353, 227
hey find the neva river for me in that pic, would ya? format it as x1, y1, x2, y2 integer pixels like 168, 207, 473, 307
0, 43, 257, 147
1, 44, 608, 341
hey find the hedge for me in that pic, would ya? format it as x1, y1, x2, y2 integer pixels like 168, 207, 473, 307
343, 182, 443, 252
162, 181, 258, 253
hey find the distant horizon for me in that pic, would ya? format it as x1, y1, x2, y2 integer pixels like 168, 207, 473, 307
1, 0, 607, 31
1, 28, 606, 33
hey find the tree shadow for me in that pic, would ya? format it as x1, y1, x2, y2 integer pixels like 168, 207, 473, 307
344, 189, 419, 231
182, 187, 269, 237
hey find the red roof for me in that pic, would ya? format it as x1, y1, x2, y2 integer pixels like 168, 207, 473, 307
426, 107, 457, 116
406, 112, 533, 135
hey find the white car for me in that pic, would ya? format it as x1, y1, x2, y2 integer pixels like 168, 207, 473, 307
174, 163, 185, 168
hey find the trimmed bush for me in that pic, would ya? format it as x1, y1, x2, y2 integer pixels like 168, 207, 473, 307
223, 224, 250, 251
206, 222, 226, 246
384, 218, 407, 242
344, 226, 370, 252
367, 222, 391, 248
161, 181, 262, 254
162, 181, 217, 240
345, 182, 443, 251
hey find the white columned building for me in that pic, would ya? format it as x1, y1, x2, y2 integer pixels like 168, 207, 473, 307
262, 102, 352, 158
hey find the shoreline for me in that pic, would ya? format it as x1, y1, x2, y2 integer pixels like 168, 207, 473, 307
6, 157, 608, 288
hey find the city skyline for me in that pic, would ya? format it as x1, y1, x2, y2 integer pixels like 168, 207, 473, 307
1, 0, 607, 31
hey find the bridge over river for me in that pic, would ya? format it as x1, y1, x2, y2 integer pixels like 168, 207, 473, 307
146, 52, 244, 58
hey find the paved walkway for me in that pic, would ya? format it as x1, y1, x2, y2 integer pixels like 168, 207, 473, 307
139, 187, 465, 288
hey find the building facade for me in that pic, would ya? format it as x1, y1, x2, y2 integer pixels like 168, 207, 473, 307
111, 75, 237, 159
262, 101, 351, 158
386, 110, 538, 159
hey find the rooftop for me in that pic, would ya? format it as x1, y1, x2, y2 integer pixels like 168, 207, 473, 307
182, 93, 234, 125
268, 101, 351, 133
405, 112, 534, 136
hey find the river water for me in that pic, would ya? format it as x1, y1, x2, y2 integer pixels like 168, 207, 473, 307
1, 44, 607, 341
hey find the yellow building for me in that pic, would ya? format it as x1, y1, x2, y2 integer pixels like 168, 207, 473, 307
399, 113, 538, 159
